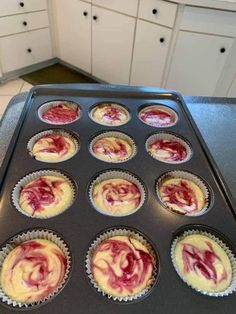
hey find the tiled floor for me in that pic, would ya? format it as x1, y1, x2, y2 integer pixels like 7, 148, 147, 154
0, 78, 33, 120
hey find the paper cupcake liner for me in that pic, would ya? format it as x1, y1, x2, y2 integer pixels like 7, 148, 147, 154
170, 228, 236, 297
85, 227, 158, 302
89, 103, 130, 126
12, 170, 76, 219
156, 170, 211, 217
27, 129, 80, 163
38, 100, 81, 125
139, 105, 178, 128
145, 132, 192, 164
89, 131, 137, 163
89, 170, 146, 217
0, 228, 72, 308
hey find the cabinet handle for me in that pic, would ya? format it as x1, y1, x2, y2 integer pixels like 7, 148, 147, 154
83, 11, 88, 16
220, 47, 226, 53
152, 8, 158, 15
160, 37, 165, 43
22, 21, 27, 26
19, 2, 24, 7
27, 48, 32, 53
93, 15, 98, 20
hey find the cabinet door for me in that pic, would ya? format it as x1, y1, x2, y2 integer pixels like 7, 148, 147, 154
56, 0, 91, 73
92, 0, 138, 16
0, 0, 47, 17
92, 7, 135, 84
228, 75, 236, 97
166, 31, 233, 96
131, 20, 171, 87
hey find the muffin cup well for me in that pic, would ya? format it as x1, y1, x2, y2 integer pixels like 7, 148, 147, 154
89, 131, 137, 163
89, 170, 146, 217
171, 228, 236, 297
139, 105, 178, 128
145, 132, 192, 164
0, 228, 72, 308
12, 170, 76, 219
38, 100, 81, 125
85, 227, 158, 302
27, 129, 79, 163
156, 170, 211, 217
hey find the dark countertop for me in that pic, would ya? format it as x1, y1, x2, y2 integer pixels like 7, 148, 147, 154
1, 90, 236, 202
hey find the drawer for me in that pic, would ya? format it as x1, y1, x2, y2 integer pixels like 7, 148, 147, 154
0, 0, 47, 17
0, 11, 49, 37
92, 0, 139, 17
0, 28, 52, 73
181, 6, 236, 37
138, 0, 177, 28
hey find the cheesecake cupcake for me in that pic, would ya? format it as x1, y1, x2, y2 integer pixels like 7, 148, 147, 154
90, 103, 129, 126
86, 228, 157, 301
156, 171, 210, 216
139, 105, 178, 127
38, 101, 80, 125
146, 132, 192, 163
171, 229, 236, 296
28, 130, 79, 163
89, 171, 145, 217
12, 170, 75, 219
0, 229, 71, 308
90, 131, 136, 163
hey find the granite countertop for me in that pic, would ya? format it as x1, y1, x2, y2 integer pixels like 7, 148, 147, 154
173, 0, 236, 11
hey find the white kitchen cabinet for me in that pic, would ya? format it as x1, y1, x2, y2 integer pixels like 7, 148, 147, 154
228, 75, 236, 97
131, 20, 171, 87
0, 0, 47, 17
92, 0, 139, 17
166, 31, 233, 96
92, 6, 135, 84
56, 0, 92, 73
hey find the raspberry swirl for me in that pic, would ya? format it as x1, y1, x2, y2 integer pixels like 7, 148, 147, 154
92, 104, 129, 126
92, 137, 132, 162
0, 239, 67, 303
140, 107, 176, 127
42, 103, 79, 124
92, 236, 154, 297
149, 139, 187, 162
92, 178, 141, 215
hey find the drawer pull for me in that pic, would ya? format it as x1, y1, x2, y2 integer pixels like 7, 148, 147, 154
160, 37, 165, 43
83, 11, 88, 16
220, 47, 226, 53
152, 8, 158, 15
93, 15, 98, 21
27, 48, 32, 53
19, 2, 24, 7
22, 21, 27, 26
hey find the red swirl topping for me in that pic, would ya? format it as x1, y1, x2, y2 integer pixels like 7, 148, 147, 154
20, 177, 63, 214
92, 237, 154, 295
42, 104, 79, 123
182, 241, 227, 284
140, 108, 175, 127
103, 107, 125, 123
93, 138, 129, 160
150, 139, 187, 161
34, 134, 71, 156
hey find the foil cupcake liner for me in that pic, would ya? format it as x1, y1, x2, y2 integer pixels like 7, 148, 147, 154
85, 228, 158, 302
145, 132, 192, 164
38, 100, 81, 125
156, 170, 211, 217
0, 228, 72, 308
89, 131, 137, 163
89, 103, 130, 126
27, 129, 80, 163
12, 170, 76, 219
89, 170, 146, 217
139, 105, 178, 128
170, 228, 236, 297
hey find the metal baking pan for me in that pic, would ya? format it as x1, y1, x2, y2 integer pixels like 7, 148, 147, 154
0, 84, 236, 314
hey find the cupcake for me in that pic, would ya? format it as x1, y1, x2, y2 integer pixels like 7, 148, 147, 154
172, 232, 235, 295
146, 133, 191, 163
86, 229, 157, 301
0, 239, 67, 304
13, 172, 75, 218
39, 101, 80, 124
139, 105, 178, 127
90, 103, 129, 126
157, 172, 209, 216
29, 130, 78, 162
90, 132, 135, 163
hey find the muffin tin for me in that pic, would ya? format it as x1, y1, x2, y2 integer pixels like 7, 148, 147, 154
0, 84, 236, 313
